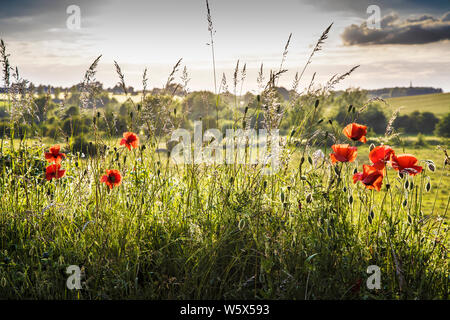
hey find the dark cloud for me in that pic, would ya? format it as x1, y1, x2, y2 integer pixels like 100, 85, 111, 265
0, 0, 104, 40
443, 12, 450, 21
341, 12, 450, 45
302, 0, 449, 15
406, 15, 438, 23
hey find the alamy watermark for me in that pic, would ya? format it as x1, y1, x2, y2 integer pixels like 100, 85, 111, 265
366, 265, 381, 289
66, 5, 81, 30
66, 265, 82, 290
366, 5, 381, 30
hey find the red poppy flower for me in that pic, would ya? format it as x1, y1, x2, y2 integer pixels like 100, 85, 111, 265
353, 164, 384, 191
391, 154, 422, 176
120, 132, 139, 150
45, 164, 66, 181
369, 145, 394, 171
44, 145, 66, 164
100, 169, 122, 189
343, 123, 367, 143
330, 144, 358, 164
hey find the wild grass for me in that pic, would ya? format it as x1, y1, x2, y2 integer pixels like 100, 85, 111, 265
0, 133, 448, 299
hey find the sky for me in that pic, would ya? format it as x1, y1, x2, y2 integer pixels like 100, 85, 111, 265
0, 0, 449, 93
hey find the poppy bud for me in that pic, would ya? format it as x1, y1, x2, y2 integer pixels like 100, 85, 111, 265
347, 105, 352, 113
300, 157, 305, 165
409, 181, 414, 190
280, 191, 285, 203
290, 129, 296, 138
97, 111, 101, 118
130, 111, 134, 119
386, 183, 391, 190
353, 168, 358, 175
308, 156, 312, 165
263, 180, 267, 189
402, 199, 408, 207
426, 181, 431, 192
404, 180, 409, 189
348, 195, 353, 205
317, 119, 323, 124
314, 99, 319, 109
306, 193, 313, 203
398, 172, 404, 179
174, 108, 177, 116
334, 165, 340, 176
343, 187, 347, 193
369, 143, 375, 152
407, 215, 412, 225
368, 210, 374, 224
137, 104, 141, 111
244, 106, 248, 114
328, 119, 332, 125
427, 162, 435, 172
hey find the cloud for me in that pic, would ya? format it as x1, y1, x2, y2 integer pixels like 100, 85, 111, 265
341, 12, 450, 45
301, 0, 449, 14
0, 0, 104, 41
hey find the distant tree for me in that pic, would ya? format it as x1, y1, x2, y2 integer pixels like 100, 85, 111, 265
54, 87, 62, 99
434, 113, 450, 138
393, 115, 414, 134
119, 103, 129, 117
357, 105, 387, 134
408, 111, 422, 133
418, 112, 439, 134
65, 106, 80, 118
62, 116, 87, 136
37, 85, 45, 95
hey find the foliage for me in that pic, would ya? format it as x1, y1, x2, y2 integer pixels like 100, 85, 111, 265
435, 113, 450, 138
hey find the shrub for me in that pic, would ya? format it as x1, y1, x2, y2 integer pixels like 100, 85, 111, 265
434, 112, 450, 138
414, 133, 428, 147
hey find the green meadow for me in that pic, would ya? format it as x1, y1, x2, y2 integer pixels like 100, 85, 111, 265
386, 92, 450, 115
0, 21, 448, 300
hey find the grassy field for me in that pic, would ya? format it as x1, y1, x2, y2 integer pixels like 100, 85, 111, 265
386, 93, 450, 116
0, 129, 448, 299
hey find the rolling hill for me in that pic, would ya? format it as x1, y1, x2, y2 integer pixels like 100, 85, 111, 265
386, 92, 450, 116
